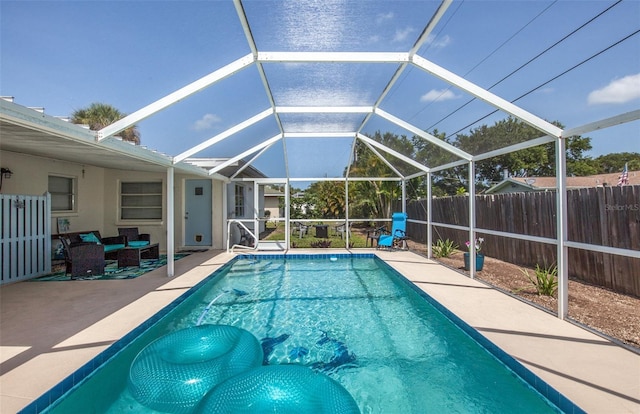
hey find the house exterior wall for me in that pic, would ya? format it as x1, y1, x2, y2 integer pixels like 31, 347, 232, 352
103, 169, 168, 250
264, 196, 281, 218
1, 150, 227, 252
2, 151, 105, 235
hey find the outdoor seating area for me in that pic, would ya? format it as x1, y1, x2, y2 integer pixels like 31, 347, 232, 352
117, 227, 151, 247
58, 228, 156, 278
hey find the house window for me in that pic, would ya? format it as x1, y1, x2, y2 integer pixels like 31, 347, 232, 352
234, 184, 245, 217
120, 182, 162, 220
48, 175, 75, 212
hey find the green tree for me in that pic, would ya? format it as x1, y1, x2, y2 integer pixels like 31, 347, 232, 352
348, 132, 410, 218
455, 118, 594, 186
71, 102, 140, 144
412, 129, 466, 196
304, 181, 346, 219
590, 152, 640, 173
289, 187, 308, 219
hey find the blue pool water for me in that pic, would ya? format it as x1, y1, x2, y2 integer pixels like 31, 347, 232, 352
28, 255, 581, 413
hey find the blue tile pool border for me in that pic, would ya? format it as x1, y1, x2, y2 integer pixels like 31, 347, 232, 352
21, 253, 584, 413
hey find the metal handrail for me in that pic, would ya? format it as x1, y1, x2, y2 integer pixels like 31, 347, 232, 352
226, 220, 258, 253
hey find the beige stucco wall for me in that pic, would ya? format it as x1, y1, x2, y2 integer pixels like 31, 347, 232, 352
264, 196, 281, 218
1, 151, 105, 235
1, 150, 226, 251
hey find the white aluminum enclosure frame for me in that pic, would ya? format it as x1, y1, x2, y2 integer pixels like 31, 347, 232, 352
88, 0, 640, 320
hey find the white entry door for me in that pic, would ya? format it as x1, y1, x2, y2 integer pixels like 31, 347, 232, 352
185, 179, 212, 246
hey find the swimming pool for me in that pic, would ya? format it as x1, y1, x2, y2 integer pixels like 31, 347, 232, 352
24, 254, 581, 413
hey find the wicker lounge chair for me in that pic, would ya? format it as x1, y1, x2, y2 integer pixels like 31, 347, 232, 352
59, 235, 106, 279
118, 227, 151, 247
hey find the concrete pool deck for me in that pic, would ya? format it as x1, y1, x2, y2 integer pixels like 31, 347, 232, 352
1, 249, 638, 413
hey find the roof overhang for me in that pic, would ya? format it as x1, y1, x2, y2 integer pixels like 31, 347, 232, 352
0, 99, 223, 179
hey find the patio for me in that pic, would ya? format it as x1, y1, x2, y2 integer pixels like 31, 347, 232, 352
1, 250, 638, 413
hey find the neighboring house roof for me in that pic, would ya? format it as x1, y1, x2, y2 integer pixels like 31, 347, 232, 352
264, 186, 285, 196
485, 170, 640, 194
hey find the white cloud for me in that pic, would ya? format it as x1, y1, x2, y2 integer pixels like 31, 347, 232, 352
376, 12, 394, 25
420, 89, 459, 102
192, 113, 221, 131
393, 26, 414, 43
425, 34, 451, 49
588, 73, 640, 105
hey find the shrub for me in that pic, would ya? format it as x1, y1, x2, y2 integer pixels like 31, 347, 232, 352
310, 240, 332, 248
432, 239, 458, 258
522, 264, 558, 296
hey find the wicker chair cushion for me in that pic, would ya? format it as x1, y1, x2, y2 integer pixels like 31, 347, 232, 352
79, 233, 101, 244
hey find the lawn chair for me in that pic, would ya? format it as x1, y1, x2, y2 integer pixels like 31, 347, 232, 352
377, 212, 408, 249
333, 222, 352, 239
292, 222, 309, 239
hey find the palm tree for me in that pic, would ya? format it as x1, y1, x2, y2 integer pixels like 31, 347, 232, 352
71, 103, 140, 144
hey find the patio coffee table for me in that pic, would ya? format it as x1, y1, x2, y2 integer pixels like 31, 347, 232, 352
117, 243, 160, 268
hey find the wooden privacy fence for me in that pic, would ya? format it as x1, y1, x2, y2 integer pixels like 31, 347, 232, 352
402, 185, 640, 297
0, 193, 51, 285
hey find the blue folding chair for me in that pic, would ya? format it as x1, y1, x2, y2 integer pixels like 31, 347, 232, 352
377, 212, 408, 249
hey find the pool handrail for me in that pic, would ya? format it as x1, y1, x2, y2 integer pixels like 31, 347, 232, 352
227, 220, 258, 253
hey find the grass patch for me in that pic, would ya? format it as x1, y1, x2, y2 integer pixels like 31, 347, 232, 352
262, 225, 369, 248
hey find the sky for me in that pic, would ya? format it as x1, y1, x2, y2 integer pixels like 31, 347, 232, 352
1, 0, 639, 180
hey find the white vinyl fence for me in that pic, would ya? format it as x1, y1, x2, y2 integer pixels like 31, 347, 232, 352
0, 193, 51, 285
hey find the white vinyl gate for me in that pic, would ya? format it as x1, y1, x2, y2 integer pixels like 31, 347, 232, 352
0, 193, 51, 285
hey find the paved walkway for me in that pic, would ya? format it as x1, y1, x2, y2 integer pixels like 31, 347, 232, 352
1, 250, 638, 413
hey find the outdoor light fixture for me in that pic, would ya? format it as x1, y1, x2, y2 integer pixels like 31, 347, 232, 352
1, 168, 12, 178
0, 167, 13, 192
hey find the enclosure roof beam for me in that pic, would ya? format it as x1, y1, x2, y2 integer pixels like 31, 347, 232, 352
234, 0, 289, 179
345, 176, 403, 182
375, 108, 472, 160
208, 134, 282, 175
361, 140, 405, 178
358, 0, 453, 135
473, 109, 640, 163
405, 171, 428, 180
174, 108, 273, 163
231, 141, 276, 180
429, 159, 468, 173
283, 132, 356, 138
276, 106, 373, 114
473, 135, 555, 163
97, 53, 256, 141
257, 51, 409, 64
345, 137, 358, 179
411, 54, 563, 138
562, 109, 640, 137
357, 133, 430, 175
409, 0, 453, 55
